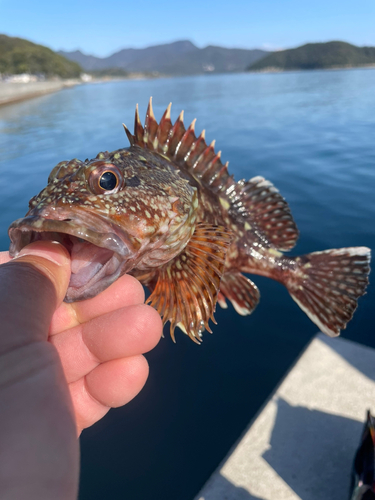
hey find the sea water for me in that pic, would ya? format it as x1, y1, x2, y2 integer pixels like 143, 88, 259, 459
0, 69, 374, 500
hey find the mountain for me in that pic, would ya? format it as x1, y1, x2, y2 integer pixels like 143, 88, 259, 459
248, 41, 375, 71
59, 41, 268, 75
0, 34, 82, 77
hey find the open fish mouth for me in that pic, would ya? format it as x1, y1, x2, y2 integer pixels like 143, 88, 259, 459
8, 213, 136, 302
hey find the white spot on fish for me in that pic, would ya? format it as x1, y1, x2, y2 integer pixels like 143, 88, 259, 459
269, 248, 282, 257
33, 219, 44, 228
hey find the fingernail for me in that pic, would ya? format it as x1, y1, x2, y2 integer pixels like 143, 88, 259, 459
14, 242, 69, 267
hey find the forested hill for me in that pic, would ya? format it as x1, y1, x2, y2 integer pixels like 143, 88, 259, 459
248, 41, 375, 72
0, 34, 82, 77
4, 35, 374, 78
59, 41, 268, 75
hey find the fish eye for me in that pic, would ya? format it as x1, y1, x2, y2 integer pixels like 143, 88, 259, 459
88, 162, 123, 194
99, 171, 118, 191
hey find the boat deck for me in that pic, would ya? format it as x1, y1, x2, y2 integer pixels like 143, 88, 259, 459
195, 333, 375, 500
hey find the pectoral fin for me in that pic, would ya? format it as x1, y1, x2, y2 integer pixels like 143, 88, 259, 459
147, 223, 233, 343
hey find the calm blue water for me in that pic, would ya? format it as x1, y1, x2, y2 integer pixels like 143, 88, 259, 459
0, 70, 374, 500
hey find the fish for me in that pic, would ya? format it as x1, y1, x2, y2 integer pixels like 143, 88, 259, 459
8, 98, 371, 343
350, 410, 375, 500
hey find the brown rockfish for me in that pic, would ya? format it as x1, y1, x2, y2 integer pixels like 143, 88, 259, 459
8, 99, 371, 343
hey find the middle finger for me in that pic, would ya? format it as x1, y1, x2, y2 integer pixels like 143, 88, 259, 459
50, 303, 162, 383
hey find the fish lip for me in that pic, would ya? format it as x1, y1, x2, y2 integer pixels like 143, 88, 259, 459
8, 212, 139, 302
8, 214, 134, 258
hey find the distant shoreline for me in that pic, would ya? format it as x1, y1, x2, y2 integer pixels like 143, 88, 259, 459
2, 64, 375, 108
0, 80, 81, 107
248, 63, 375, 74
0, 74, 157, 107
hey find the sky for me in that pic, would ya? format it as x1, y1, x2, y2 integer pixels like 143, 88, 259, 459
1, 0, 375, 57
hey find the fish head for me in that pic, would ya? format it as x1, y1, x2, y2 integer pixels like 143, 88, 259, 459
8, 147, 198, 302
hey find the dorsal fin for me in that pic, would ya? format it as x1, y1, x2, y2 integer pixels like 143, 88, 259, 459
227, 176, 299, 251
123, 98, 232, 193
124, 99, 299, 250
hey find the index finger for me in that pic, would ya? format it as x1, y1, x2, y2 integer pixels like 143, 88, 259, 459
49, 273, 146, 335
0, 251, 11, 265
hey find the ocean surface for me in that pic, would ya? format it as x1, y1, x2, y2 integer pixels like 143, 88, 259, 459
0, 69, 374, 500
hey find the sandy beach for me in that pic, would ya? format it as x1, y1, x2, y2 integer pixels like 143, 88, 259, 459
0, 80, 80, 106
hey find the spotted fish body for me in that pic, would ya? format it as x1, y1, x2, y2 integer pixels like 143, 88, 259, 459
9, 99, 371, 343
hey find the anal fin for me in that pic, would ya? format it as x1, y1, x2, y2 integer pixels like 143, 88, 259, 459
218, 272, 260, 315
147, 223, 233, 343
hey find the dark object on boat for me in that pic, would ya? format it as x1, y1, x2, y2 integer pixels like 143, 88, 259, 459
350, 410, 375, 499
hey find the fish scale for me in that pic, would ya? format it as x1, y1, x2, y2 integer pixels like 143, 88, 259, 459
8, 98, 371, 343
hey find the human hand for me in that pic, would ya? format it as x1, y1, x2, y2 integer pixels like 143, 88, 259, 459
0, 241, 162, 500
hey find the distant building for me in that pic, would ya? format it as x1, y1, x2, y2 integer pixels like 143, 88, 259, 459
5, 74, 39, 83
80, 73, 92, 82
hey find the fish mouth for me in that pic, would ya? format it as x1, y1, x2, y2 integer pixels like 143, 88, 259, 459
8, 212, 137, 302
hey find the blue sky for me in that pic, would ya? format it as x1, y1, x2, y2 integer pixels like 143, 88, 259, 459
1, 0, 375, 56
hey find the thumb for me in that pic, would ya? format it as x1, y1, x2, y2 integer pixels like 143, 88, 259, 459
0, 241, 71, 354
0, 242, 79, 497
12, 241, 71, 307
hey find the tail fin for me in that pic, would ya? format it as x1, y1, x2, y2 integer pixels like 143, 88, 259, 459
286, 247, 371, 337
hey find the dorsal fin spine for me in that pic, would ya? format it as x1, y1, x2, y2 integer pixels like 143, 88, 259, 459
174, 119, 197, 161
145, 97, 158, 148
166, 112, 186, 156
193, 140, 215, 171
206, 152, 223, 185
123, 123, 134, 146
204, 150, 221, 180
184, 131, 207, 167
156, 103, 173, 153
210, 161, 229, 189
134, 104, 144, 145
